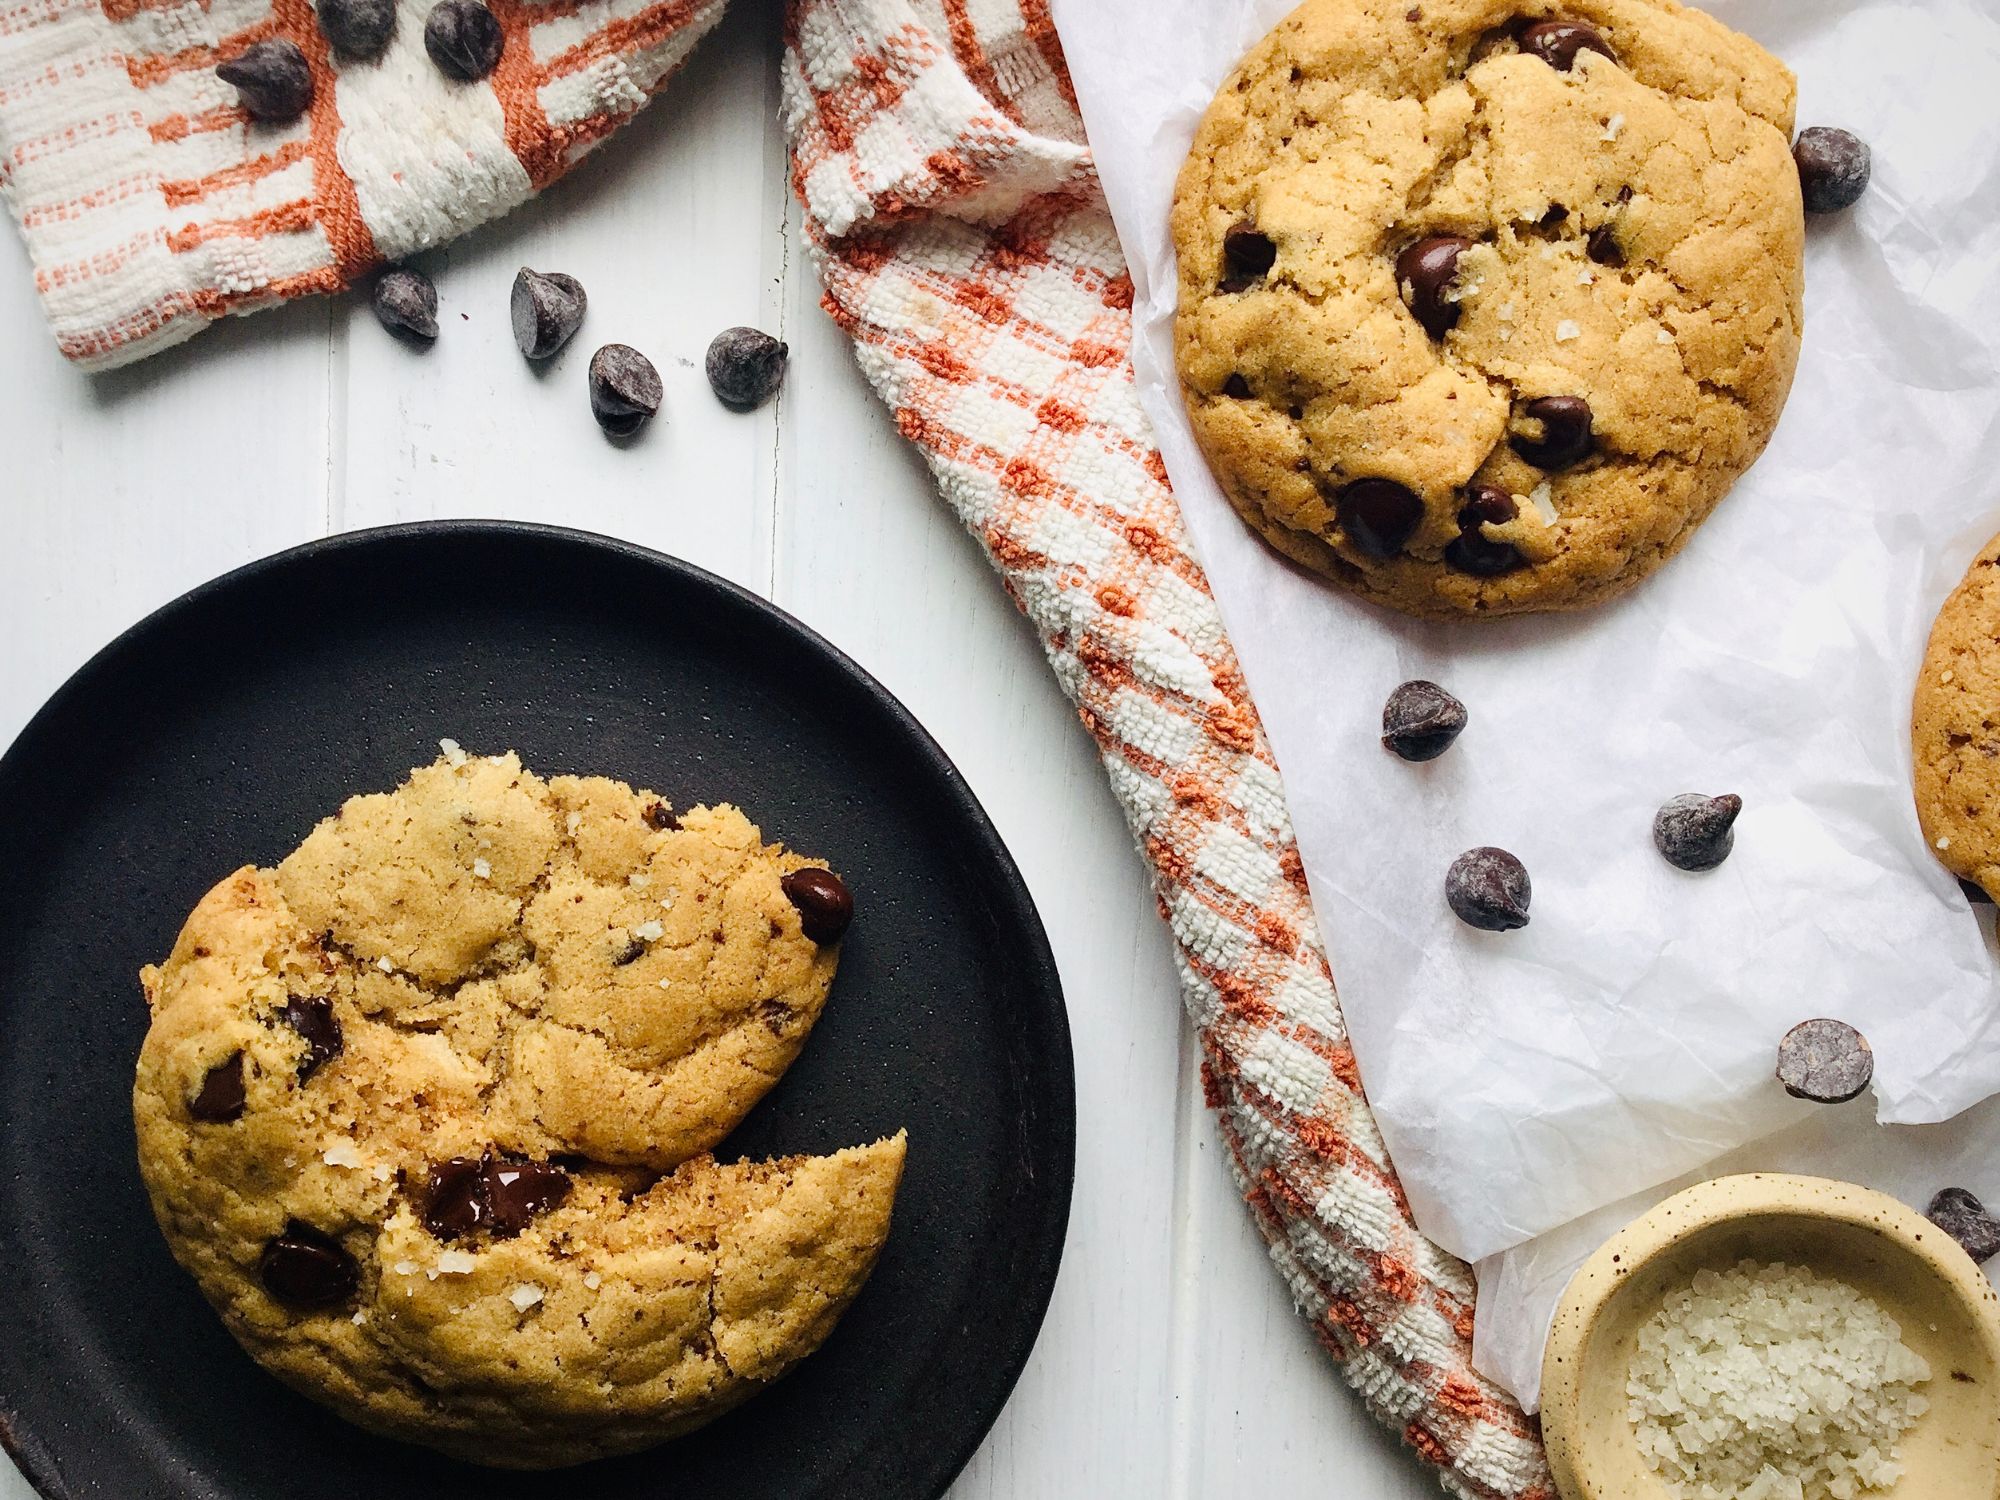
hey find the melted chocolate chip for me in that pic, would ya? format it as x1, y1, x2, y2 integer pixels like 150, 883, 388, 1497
189, 1052, 247, 1123
1336, 478, 1425, 558
422, 1157, 489, 1239
642, 800, 680, 831
422, 1152, 571, 1241
1222, 373, 1252, 399
1928, 1188, 2000, 1265
1395, 235, 1472, 339
1509, 395, 1594, 471
1445, 847, 1531, 931
1776, 1019, 1873, 1103
1381, 681, 1468, 762
782, 867, 854, 945
1443, 485, 1524, 577
260, 1222, 359, 1307
612, 935, 647, 966
1653, 793, 1742, 872
1794, 127, 1871, 214
1220, 224, 1278, 292
278, 994, 342, 1079
1585, 224, 1624, 266
1518, 18, 1616, 71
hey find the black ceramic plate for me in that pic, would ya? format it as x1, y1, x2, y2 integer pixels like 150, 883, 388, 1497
0, 522, 1073, 1500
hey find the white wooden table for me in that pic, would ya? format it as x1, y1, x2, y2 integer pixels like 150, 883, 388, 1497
0, 8, 1435, 1495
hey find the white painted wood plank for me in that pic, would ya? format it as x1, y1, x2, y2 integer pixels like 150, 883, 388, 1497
772, 195, 1188, 1500
335, 0, 787, 595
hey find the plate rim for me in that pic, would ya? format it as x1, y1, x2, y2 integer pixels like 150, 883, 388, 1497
0, 518, 1077, 1500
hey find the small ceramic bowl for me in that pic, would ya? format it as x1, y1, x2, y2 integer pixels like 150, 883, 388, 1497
1541, 1173, 2000, 1500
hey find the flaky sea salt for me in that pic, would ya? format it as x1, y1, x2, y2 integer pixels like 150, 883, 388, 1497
1556, 319, 1582, 342
1577, 268, 1595, 286
1527, 482, 1558, 526
321, 1141, 364, 1169
583, 1271, 603, 1291
634, 919, 664, 942
376, 956, 394, 973
1628, 1261, 1930, 1500
1602, 112, 1625, 142
439, 738, 468, 766
566, 811, 583, 834
1938, 837, 1953, 851
509, 1284, 544, 1312
393, 1261, 417, 1277
1658, 328, 1676, 345
629, 872, 651, 889
472, 857, 492, 880
436, 1249, 477, 1275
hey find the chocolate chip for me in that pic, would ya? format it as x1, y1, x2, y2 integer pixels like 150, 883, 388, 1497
510, 267, 586, 360
1446, 847, 1531, 931
1927, 1188, 2000, 1265
1518, 18, 1616, 71
1776, 1018, 1873, 1103
1395, 235, 1472, 339
1793, 127, 1871, 214
278, 994, 342, 1079
782, 867, 853, 944
424, 0, 503, 81
421, 1156, 488, 1239
1222, 374, 1252, 399
612, 935, 646, 966
1337, 478, 1425, 558
1382, 681, 1467, 762
705, 327, 788, 410
1509, 395, 1594, 470
189, 1052, 247, 1123
1653, 793, 1742, 872
588, 344, 662, 437
217, 40, 314, 123
642, 800, 679, 831
1220, 224, 1278, 292
371, 267, 438, 343
316, 0, 396, 58
1585, 224, 1624, 266
484, 1158, 571, 1236
1444, 484, 1524, 577
260, 1222, 359, 1308
1960, 877, 1995, 905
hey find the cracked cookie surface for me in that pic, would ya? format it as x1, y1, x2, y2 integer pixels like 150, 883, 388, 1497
1915, 538, 2000, 901
133, 750, 904, 1468
1172, 0, 1802, 618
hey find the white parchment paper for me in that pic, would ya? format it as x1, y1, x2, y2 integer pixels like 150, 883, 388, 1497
1049, 0, 2000, 1401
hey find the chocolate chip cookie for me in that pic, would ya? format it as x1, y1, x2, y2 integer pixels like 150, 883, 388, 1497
133, 749, 904, 1468
1172, 0, 1804, 618
1914, 539, 2000, 902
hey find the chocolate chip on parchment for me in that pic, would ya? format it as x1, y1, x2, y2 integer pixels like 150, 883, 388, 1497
217, 40, 314, 123
189, 1052, 248, 1123
588, 344, 662, 437
1776, 1018, 1873, 1103
1518, 18, 1616, 71
1793, 127, 1871, 214
642, 800, 679, 831
278, 994, 343, 1079
371, 267, 438, 343
1381, 681, 1467, 762
1927, 1188, 2000, 1265
1446, 847, 1531, 931
1220, 224, 1278, 292
782, 867, 853, 945
1395, 235, 1472, 339
260, 1222, 359, 1307
1337, 478, 1425, 558
424, 0, 503, 81
316, 0, 396, 59
1509, 395, 1594, 471
1653, 793, 1742, 872
1444, 484, 1524, 577
706, 327, 789, 410
510, 268, 587, 360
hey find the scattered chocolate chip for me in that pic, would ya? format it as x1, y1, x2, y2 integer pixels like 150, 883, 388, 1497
588, 344, 661, 437
612, 935, 646, 966
1653, 793, 1742, 872
1776, 1018, 1873, 1103
1220, 224, 1278, 292
278, 994, 343, 1079
1539, 202, 1568, 230
1927, 1188, 2000, 1265
260, 1222, 359, 1307
1585, 223, 1624, 266
423, 1151, 571, 1241
1960, 877, 1995, 905
1382, 681, 1467, 762
424, 0, 503, 81
705, 326, 788, 410
1518, 18, 1616, 71
1444, 484, 1524, 577
217, 39, 314, 123
1337, 478, 1425, 558
316, 0, 396, 58
1395, 234, 1473, 339
422, 1156, 488, 1239
642, 800, 679, 831
1793, 126, 1871, 214
782, 867, 853, 944
485, 1158, 571, 1236
1222, 374, 1252, 399
1446, 847, 1531, 931
371, 266, 438, 343
509, 267, 586, 360
189, 1052, 247, 1123
1509, 395, 1594, 470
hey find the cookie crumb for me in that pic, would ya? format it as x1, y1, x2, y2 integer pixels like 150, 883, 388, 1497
509, 1284, 544, 1312
1556, 319, 1582, 342
439, 738, 468, 767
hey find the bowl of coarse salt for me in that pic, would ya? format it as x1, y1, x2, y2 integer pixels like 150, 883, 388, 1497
1542, 1173, 2000, 1500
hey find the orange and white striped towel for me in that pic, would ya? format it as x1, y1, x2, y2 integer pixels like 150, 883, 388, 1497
0, 0, 723, 366
1, 0, 1553, 1491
